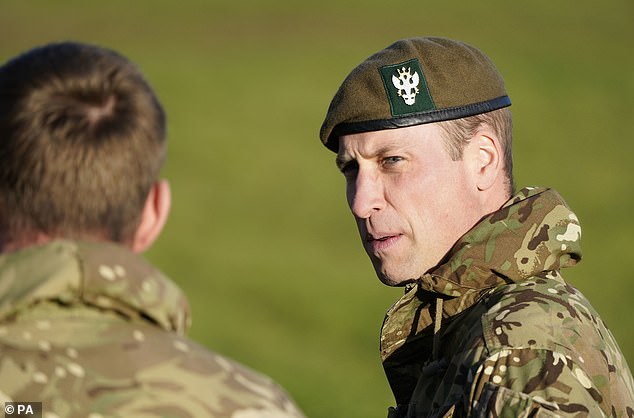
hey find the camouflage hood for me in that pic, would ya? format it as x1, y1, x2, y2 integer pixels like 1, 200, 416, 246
381, 187, 582, 360
0, 240, 191, 334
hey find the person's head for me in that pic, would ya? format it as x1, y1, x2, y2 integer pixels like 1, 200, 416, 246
320, 37, 513, 286
0, 42, 170, 253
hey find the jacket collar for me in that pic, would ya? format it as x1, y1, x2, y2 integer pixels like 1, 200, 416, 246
0, 240, 191, 334
418, 186, 581, 297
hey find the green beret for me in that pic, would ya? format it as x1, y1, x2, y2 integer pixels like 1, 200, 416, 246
319, 37, 511, 152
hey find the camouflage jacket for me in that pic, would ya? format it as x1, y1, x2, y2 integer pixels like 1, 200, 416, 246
381, 187, 634, 417
0, 240, 305, 418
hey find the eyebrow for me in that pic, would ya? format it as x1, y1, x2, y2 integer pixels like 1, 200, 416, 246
336, 143, 406, 169
374, 145, 400, 157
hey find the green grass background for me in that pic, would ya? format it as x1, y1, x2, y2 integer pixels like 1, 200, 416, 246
2, 1, 632, 416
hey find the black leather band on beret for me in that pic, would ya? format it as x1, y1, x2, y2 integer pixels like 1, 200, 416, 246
326, 95, 511, 152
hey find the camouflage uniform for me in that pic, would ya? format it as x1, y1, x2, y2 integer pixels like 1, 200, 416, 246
0, 240, 305, 418
381, 187, 634, 417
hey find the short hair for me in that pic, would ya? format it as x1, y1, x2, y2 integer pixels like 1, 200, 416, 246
437, 107, 514, 195
0, 42, 166, 244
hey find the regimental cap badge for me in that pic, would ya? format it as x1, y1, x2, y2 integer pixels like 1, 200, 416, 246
392, 66, 420, 105
379, 58, 435, 116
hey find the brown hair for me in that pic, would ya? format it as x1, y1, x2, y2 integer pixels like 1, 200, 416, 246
437, 107, 514, 195
0, 42, 166, 244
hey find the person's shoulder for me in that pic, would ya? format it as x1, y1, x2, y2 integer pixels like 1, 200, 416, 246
480, 272, 632, 387
0, 310, 305, 417
482, 272, 598, 352
112, 329, 306, 417
473, 274, 634, 415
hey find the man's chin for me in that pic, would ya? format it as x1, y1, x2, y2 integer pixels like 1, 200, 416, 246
375, 269, 415, 287
370, 257, 421, 286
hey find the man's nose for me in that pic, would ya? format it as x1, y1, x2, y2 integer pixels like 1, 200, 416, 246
348, 170, 385, 219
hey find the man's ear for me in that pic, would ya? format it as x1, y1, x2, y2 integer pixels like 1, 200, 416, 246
471, 130, 503, 192
131, 180, 171, 253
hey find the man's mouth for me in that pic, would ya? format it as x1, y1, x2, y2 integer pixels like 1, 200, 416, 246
367, 233, 401, 251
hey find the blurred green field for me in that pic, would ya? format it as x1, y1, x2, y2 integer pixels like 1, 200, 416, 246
2, 1, 633, 416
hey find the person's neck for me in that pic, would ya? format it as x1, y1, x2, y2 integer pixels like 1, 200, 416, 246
0, 233, 54, 254
0, 232, 123, 254
480, 179, 512, 218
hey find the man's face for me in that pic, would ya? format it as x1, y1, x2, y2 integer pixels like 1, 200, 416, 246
337, 123, 483, 286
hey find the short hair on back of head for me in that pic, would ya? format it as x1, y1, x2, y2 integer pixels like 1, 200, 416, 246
436, 107, 514, 195
0, 42, 166, 244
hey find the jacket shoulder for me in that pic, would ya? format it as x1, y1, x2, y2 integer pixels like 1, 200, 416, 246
479, 273, 634, 415
0, 304, 304, 417
482, 273, 613, 358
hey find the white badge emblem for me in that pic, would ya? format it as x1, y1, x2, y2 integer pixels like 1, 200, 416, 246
391, 67, 420, 106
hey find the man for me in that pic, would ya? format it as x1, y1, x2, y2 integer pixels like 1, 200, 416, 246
0, 42, 304, 418
319, 37, 634, 417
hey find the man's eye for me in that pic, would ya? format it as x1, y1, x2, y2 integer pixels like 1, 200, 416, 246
382, 156, 403, 166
